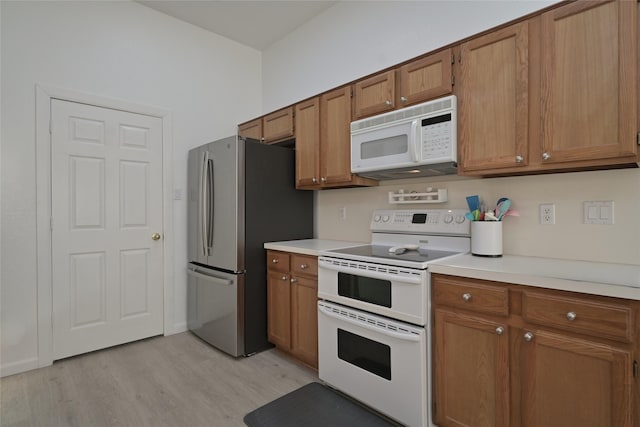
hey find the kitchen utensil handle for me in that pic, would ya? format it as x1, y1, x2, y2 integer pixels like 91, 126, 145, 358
319, 304, 421, 342
410, 119, 420, 162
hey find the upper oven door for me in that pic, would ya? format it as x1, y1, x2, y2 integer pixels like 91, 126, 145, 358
318, 256, 429, 326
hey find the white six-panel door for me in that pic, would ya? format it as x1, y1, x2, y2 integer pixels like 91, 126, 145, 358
51, 99, 164, 360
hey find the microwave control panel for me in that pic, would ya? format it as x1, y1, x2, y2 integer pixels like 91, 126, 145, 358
421, 113, 454, 161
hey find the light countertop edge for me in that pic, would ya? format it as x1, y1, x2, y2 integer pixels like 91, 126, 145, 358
264, 239, 365, 257
429, 254, 640, 301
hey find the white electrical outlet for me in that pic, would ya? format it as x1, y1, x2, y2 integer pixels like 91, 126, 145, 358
539, 204, 555, 225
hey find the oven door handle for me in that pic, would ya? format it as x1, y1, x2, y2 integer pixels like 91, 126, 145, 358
318, 304, 421, 342
319, 262, 422, 284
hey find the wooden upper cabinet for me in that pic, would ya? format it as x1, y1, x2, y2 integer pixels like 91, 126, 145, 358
238, 118, 263, 141
398, 48, 454, 108
353, 70, 395, 119
320, 86, 354, 185
263, 106, 294, 144
295, 97, 321, 187
458, 21, 530, 174
539, 0, 637, 165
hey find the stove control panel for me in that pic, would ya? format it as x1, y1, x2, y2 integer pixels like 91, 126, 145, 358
371, 209, 470, 235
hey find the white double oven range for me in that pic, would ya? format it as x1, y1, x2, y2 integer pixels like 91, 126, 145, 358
317, 209, 470, 427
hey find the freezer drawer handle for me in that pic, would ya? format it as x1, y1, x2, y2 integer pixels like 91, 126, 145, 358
187, 269, 233, 286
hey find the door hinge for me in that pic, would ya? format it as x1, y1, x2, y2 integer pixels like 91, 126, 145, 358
634, 360, 638, 378
636, 132, 639, 145
451, 75, 455, 86
451, 52, 455, 64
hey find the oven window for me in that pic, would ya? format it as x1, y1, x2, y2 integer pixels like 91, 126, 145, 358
337, 329, 391, 380
337, 272, 391, 308
360, 135, 408, 159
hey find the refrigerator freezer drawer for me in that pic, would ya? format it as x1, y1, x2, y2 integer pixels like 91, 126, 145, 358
187, 266, 244, 356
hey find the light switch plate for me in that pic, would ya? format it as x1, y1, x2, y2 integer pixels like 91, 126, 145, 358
583, 201, 614, 224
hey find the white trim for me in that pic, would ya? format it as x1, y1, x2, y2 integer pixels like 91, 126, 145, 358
35, 84, 174, 369
0, 357, 39, 378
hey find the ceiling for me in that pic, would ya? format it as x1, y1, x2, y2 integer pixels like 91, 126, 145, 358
137, 1, 338, 51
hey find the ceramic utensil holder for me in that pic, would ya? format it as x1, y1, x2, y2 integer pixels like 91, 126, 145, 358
471, 221, 503, 257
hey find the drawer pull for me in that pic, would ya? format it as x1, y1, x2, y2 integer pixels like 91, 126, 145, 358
300, 264, 308, 269
290, 277, 297, 283
462, 293, 472, 302
523, 332, 534, 342
272, 259, 279, 264
496, 326, 504, 335
566, 311, 577, 321
281, 275, 287, 281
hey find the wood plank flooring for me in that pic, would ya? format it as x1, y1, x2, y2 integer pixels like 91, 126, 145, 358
1, 332, 318, 427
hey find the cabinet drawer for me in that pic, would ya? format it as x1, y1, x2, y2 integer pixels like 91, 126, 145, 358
291, 254, 318, 277
522, 291, 633, 342
433, 276, 509, 316
267, 250, 290, 273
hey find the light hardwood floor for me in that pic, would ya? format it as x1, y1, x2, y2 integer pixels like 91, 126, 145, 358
1, 332, 318, 427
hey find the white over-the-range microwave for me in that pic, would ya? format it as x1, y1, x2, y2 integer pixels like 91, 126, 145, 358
351, 95, 457, 180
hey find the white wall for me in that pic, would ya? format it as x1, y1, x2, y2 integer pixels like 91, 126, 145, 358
1, 1, 261, 375
263, 0, 640, 265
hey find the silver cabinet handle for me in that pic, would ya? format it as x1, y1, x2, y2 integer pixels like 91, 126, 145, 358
321, 177, 327, 183
312, 177, 317, 183
290, 277, 297, 283
523, 332, 534, 342
385, 100, 392, 106
542, 152, 551, 160
400, 96, 408, 103
496, 326, 504, 335
272, 258, 279, 264
281, 275, 287, 281
300, 264, 308, 269
566, 311, 577, 321
462, 293, 472, 302
515, 155, 524, 163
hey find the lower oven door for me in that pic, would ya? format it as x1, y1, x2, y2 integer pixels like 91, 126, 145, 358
318, 256, 429, 325
318, 301, 430, 427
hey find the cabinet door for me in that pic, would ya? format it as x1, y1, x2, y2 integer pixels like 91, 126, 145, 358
353, 70, 395, 119
291, 275, 318, 368
519, 329, 633, 427
539, 0, 637, 165
263, 107, 294, 144
398, 49, 453, 107
434, 309, 509, 427
267, 270, 291, 349
238, 118, 263, 141
320, 86, 354, 185
294, 98, 321, 188
459, 21, 529, 173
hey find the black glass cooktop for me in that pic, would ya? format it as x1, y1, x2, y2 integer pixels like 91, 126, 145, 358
328, 245, 461, 264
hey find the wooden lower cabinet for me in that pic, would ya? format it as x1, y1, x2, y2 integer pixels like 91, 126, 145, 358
432, 273, 639, 427
266, 250, 318, 368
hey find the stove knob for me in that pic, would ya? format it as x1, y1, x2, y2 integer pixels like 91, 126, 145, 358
455, 215, 466, 224
444, 214, 454, 224
382, 215, 390, 222
373, 214, 381, 222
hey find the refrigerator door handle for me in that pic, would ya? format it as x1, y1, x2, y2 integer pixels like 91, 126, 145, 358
187, 268, 233, 286
199, 151, 208, 257
206, 157, 215, 253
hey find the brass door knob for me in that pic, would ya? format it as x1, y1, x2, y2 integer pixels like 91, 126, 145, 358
152, 233, 161, 241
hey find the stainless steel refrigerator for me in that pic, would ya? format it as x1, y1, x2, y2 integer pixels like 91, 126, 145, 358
187, 136, 313, 357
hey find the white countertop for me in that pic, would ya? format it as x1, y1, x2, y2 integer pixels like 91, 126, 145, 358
429, 254, 640, 301
264, 239, 364, 257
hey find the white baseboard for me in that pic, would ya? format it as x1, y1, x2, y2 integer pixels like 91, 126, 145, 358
1, 357, 39, 378
170, 321, 188, 335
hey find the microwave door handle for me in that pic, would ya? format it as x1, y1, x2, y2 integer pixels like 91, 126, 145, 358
199, 151, 208, 257
410, 119, 421, 162
318, 304, 421, 342
206, 157, 214, 253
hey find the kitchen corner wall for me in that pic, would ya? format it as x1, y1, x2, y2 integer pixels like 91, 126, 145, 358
316, 170, 640, 266
263, 1, 640, 266
1, 1, 262, 376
